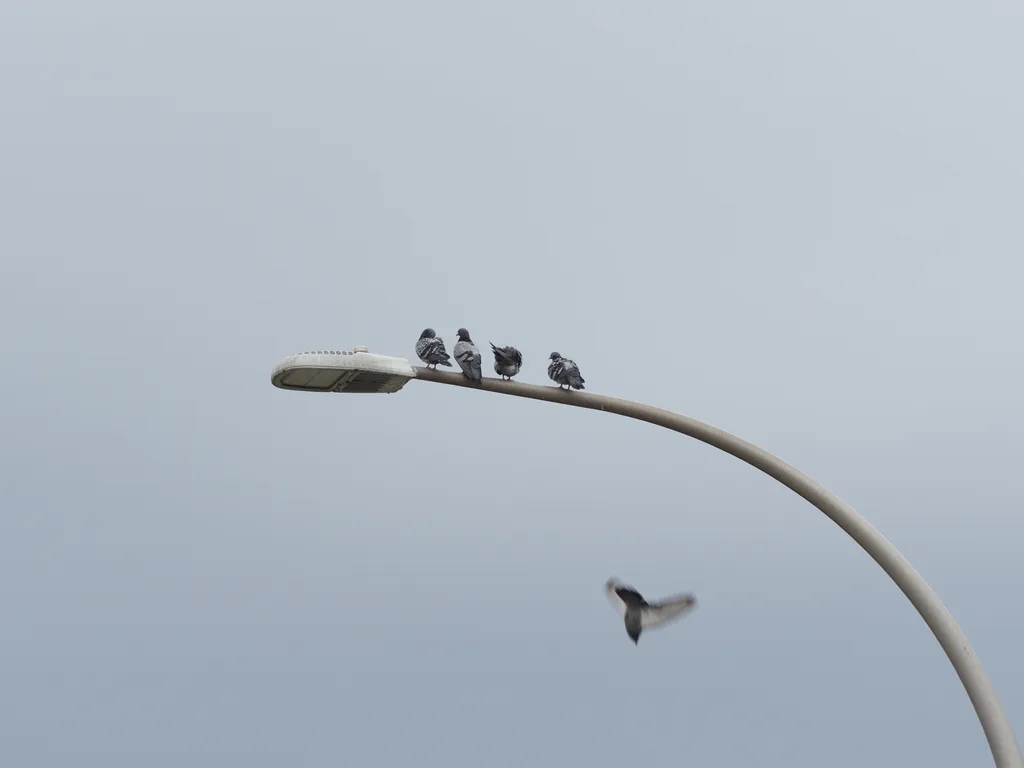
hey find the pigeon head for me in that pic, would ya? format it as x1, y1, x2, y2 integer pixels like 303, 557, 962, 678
456, 328, 472, 342
419, 328, 436, 340
549, 351, 561, 360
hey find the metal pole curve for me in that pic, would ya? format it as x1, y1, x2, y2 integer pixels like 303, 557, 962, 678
411, 366, 1022, 767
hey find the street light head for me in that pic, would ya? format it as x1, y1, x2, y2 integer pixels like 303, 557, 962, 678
271, 347, 416, 394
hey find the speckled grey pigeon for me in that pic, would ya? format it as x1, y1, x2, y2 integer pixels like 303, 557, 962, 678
454, 328, 483, 381
605, 578, 697, 645
547, 352, 585, 390
489, 343, 522, 380
415, 328, 452, 369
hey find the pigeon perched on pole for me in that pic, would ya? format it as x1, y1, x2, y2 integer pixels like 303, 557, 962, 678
547, 352, 585, 390
454, 328, 483, 382
489, 343, 523, 380
414, 328, 452, 369
605, 578, 697, 645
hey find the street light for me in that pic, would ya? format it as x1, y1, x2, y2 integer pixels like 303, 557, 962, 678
271, 347, 416, 394
271, 347, 1023, 768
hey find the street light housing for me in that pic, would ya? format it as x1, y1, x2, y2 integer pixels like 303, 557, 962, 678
270, 347, 416, 394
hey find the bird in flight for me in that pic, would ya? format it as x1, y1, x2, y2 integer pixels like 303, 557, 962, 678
605, 578, 697, 645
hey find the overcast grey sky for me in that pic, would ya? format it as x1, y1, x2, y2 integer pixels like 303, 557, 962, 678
2, 1, 1023, 766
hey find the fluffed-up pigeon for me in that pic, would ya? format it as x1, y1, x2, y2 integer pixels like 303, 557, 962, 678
547, 352, 585, 390
415, 328, 452, 369
489, 343, 522, 380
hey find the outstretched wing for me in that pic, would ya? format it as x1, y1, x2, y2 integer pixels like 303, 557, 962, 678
641, 593, 697, 630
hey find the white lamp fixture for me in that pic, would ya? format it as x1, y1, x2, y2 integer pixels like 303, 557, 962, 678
270, 347, 416, 394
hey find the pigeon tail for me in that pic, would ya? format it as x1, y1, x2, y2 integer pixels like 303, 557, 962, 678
625, 611, 643, 644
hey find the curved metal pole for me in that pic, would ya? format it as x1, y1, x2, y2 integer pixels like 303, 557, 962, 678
411, 366, 1022, 768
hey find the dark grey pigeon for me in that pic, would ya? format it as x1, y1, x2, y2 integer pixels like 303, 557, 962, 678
415, 328, 452, 369
605, 578, 697, 645
547, 352, 585, 390
489, 343, 523, 380
454, 328, 483, 381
